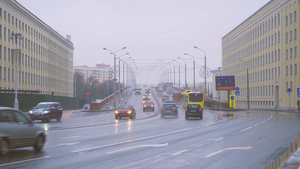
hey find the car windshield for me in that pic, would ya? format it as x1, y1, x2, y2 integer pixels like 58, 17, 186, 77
3, 1, 299, 168
187, 104, 200, 109
35, 104, 51, 109
118, 105, 132, 109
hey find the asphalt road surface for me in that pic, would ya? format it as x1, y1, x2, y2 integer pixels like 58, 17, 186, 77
1, 89, 300, 169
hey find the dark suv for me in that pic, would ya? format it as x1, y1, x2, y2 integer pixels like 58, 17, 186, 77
161, 103, 178, 118
29, 102, 63, 122
185, 103, 203, 120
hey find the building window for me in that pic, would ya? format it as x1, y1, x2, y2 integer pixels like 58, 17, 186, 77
290, 48, 293, 58
290, 65, 292, 75
295, 64, 297, 75
286, 49, 288, 60
286, 15, 288, 26
295, 29, 297, 40
286, 32, 288, 43
286, 66, 288, 76
278, 14, 280, 25
278, 49, 281, 60
0, 45, 1, 58
290, 13, 292, 24
290, 31, 292, 41
278, 66, 281, 77
0, 66, 1, 79
4, 27, 6, 40
4, 67, 6, 80
295, 47, 297, 57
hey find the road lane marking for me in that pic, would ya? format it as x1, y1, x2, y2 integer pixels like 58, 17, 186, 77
106, 143, 168, 154
205, 146, 252, 158
63, 136, 80, 139
171, 149, 188, 156
241, 127, 253, 132
72, 128, 191, 153
45, 141, 81, 148
0, 156, 50, 167
215, 137, 224, 141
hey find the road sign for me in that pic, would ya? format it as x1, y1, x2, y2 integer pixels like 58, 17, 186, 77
297, 88, 300, 97
235, 91, 240, 96
229, 95, 235, 108
236, 87, 239, 91
204, 89, 208, 93
287, 88, 292, 92
86, 92, 90, 96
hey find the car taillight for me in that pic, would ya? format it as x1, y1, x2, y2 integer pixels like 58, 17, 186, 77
161, 107, 165, 110
185, 108, 187, 112
199, 108, 202, 112
151, 105, 154, 107
172, 107, 176, 110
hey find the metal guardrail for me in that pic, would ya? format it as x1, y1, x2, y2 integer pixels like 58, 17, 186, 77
264, 135, 300, 169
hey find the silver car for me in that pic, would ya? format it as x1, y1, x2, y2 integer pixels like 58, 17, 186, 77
0, 107, 46, 155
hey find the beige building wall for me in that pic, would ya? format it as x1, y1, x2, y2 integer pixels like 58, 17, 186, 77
74, 65, 112, 83
0, 0, 74, 97
222, 0, 299, 109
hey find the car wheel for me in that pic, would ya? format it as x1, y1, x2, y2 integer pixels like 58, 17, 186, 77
115, 116, 118, 119
56, 115, 62, 122
130, 115, 133, 119
34, 135, 44, 151
46, 117, 51, 123
0, 139, 9, 156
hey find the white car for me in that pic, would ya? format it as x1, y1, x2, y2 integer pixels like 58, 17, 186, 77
83, 104, 90, 110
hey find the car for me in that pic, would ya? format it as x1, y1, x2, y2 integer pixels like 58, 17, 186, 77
145, 89, 151, 94
83, 104, 90, 110
0, 107, 46, 155
142, 95, 151, 103
115, 104, 136, 119
135, 90, 142, 95
157, 90, 164, 96
164, 100, 174, 104
29, 102, 63, 123
161, 103, 178, 118
161, 94, 170, 102
143, 101, 155, 111
185, 103, 203, 120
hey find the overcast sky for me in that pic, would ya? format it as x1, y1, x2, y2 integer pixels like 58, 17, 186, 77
17, 0, 270, 85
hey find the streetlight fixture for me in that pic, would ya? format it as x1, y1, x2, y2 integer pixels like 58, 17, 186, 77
116, 53, 129, 104
184, 53, 195, 91
121, 57, 132, 88
194, 46, 207, 96
240, 59, 250, 110
178, 57, 187, 89
10, 31, 23, 109
103, 47, 126, 108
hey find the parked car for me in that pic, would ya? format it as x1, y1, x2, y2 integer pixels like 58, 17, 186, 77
0, 107, 46, 155
29, 102, 63, 123
83, 104, 90, 110
161, 103, 178, 118
143, 101, 155, 111
115, 104, 136, 119
185, 103, 203, 120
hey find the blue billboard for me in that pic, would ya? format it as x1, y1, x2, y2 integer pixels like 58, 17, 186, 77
216, 76, 235, 90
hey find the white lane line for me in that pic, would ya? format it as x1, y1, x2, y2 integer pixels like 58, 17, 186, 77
171, 149, 188, 156
106, 143, 168, 154
241, 127, 253, 132
72, 128, 191, 153
205, 146, 252, 158
63, 136, 80, 139
45, 141, 81, 148
0, 156, 50, 167
214, 137, 224, 141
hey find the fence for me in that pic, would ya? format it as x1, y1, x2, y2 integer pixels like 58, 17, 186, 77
0, 93, 86, 111
264, 135, 300, 169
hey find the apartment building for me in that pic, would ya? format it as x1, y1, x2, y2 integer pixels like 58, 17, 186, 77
0, 0, 74, 97
74, 64, 112, 83
222, 0, 299, 109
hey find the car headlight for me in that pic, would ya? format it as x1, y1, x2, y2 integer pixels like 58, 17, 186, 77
29, 111, 33, 114
43, 111, 50, 114
127, 111, 132, 114
143, 105, 146, 107
115, 111, 119, 114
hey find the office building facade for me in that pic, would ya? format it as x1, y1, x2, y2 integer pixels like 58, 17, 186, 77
0, 0, 74, 97
74, 64, 112, 83
222, 0, 299, 109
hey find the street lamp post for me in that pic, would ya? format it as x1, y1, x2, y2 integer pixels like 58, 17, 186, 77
184, 53, 195, 91
240, 60, 250, 110
10, 31, 23, 109
178, 57, 187, 89
173, 60, 180, 90
194, 46, 206, 95
117, 53, 129, 104
103, 47, 126, 108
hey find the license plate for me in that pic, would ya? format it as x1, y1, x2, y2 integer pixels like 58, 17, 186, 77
190, 110, 196, 112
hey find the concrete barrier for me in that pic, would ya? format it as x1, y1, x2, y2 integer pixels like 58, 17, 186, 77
265, 135, 300, 169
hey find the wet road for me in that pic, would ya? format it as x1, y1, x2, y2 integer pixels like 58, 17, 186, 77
1, 90, 300, 169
